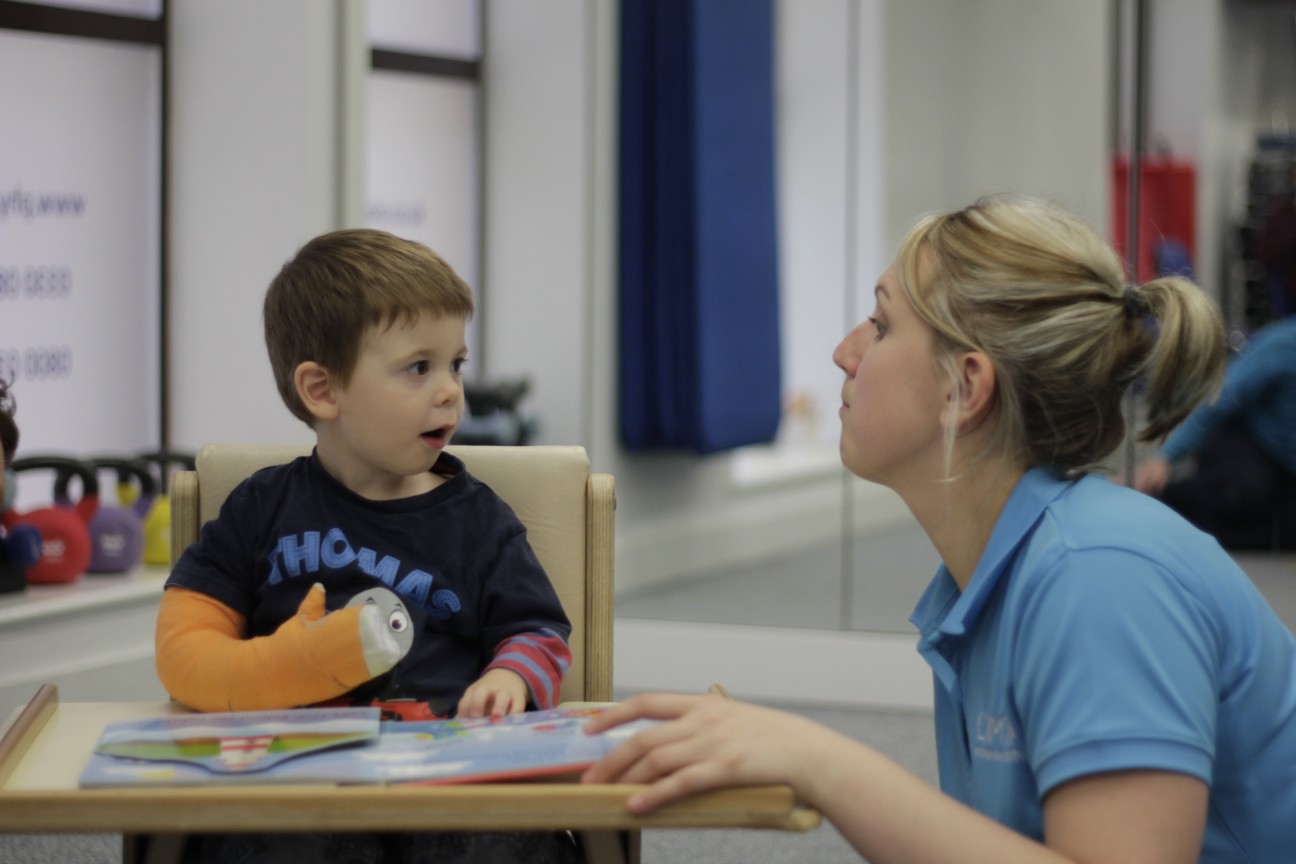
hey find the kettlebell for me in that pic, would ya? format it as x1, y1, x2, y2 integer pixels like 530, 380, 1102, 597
132, 451, 196, 566
0, 521, 40, 594
56, 457, 155, 574
0, 466, 40, 593
3, 456, 99, 584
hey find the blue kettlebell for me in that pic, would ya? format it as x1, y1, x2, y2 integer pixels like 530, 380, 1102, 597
56, 456, 155, 574
0, 466, 41, 593
4, 456, 99, 584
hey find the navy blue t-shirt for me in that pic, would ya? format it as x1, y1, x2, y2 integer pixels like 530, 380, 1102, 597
166, 451, 571, 713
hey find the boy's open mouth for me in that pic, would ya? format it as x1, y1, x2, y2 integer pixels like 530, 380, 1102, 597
421, 425, 453, 446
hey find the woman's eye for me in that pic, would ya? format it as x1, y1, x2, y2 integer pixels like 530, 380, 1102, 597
868, 316, 887, 338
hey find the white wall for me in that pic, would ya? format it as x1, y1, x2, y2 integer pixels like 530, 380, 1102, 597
168, 0, 345, 450
776, 0, 887, 452
480, 3, 591, 448
884, 0, 1110, 253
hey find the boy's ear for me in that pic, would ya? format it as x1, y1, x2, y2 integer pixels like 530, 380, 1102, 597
948, 350, 997, 433
294, 361, 339, 422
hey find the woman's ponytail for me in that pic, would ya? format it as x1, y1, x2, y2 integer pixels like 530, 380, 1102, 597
1136, 276, 1226, 443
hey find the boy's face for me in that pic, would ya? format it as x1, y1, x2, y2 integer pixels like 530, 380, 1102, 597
322, 312, 467, 497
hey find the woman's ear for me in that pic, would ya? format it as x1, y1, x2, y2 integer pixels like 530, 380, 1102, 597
952, 350, 997, 433
294, 361, 339, 422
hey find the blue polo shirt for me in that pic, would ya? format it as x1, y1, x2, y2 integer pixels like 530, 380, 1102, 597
911, 466, 1296, 863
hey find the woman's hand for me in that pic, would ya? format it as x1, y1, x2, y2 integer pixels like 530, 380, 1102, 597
582, 692, 1209, 864
581, 692, 844, 814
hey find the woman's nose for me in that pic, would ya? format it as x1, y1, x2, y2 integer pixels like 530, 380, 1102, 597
833, 324, 864, 373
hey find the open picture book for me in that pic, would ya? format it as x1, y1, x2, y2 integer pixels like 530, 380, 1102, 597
79, 705, 655, 788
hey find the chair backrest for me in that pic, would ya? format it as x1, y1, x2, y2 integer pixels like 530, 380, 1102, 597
169, 444, 614, 704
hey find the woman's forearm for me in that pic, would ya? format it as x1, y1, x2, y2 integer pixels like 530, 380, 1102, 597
796, 729, 1072, 864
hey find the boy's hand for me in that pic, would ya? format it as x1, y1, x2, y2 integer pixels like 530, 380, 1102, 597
457, 668, 528, 718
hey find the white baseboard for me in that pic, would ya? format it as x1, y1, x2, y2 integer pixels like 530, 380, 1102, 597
613, 617, 933, 712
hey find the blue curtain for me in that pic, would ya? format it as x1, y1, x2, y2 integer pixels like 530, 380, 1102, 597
619, 0, 782, 454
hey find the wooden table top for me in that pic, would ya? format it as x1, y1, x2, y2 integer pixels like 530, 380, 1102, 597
0, 685, 821, 835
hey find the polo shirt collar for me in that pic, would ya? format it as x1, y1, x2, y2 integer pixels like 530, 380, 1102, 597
911, 465, 1073, 640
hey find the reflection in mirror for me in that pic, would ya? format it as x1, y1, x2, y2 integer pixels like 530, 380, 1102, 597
617, 0, 1109, 633
849, 0, 1110, 633
615, 0, 1296, 639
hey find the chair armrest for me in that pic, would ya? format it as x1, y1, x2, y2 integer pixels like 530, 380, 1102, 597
585, 473, 615, 703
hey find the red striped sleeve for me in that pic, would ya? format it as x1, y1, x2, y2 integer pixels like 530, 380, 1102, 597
484, 628, 572, 709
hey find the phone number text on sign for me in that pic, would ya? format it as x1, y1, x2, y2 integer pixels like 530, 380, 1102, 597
0, 347, 74, 384
0, 266, 74, 300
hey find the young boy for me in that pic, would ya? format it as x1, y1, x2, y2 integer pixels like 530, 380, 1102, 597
155, 229, 580, 862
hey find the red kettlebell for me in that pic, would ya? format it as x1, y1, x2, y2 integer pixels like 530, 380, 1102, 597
55, 456, 155, 574
3, 456, 99, 584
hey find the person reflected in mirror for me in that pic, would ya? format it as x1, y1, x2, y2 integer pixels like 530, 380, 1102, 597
583, 195, 1296, 864
1128, 312, 1296, 550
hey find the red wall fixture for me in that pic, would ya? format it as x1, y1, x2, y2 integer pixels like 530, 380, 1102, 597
1112, 157, 1196, 282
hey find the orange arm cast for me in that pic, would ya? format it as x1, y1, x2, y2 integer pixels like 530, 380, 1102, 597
155, 584, 373, 713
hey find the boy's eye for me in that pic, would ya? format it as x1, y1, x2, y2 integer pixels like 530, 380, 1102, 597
409, 360, 430, 375
451, 357, 468, 374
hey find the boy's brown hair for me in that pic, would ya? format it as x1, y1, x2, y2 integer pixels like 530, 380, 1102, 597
263, 228, 475, 425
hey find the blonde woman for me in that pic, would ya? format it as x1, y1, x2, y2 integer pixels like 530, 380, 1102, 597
585, 195, 1296, 864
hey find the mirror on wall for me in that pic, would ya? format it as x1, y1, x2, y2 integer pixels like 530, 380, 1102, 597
847, 0, 1111, 634
618, 0, 1296, 637
616, 0, 1111, 634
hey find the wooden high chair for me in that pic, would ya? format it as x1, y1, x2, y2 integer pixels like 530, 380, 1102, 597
169, 443, 615, 704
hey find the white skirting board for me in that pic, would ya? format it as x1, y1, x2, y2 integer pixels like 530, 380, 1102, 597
0, 567, 172, 721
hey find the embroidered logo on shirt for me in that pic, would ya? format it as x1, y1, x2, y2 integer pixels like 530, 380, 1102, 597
265, 527, 462, 621
973, 712, 1024, 763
